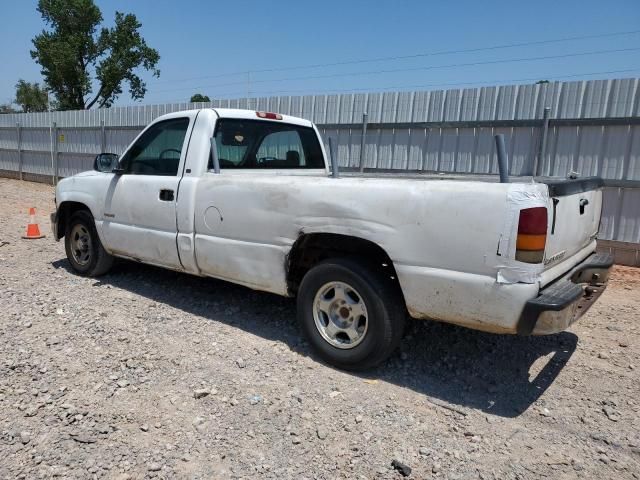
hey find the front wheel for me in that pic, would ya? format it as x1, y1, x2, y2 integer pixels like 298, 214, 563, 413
64, 210, 114, 277
297, 258, 405, 370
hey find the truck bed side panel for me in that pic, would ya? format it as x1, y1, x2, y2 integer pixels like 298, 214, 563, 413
191, 174, 522, 315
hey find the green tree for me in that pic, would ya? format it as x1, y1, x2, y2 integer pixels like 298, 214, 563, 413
15, 80, 49, 112
30, 0, 160, 110
190, 93, 210, 103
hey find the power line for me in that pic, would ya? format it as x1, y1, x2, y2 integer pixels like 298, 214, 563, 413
149, 29, 640, 86
209, 68, 640, 98
246, 47, 640, 85
147, 47, 640, 95
139, 68, 640, 105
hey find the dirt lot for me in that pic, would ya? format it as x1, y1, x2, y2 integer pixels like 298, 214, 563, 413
0, 177, 638, 480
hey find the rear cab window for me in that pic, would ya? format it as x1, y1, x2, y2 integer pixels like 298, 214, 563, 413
208, 119, 324, 170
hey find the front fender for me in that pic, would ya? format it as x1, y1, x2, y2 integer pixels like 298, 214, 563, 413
55, 194, 105, 244
55, 173, 111, 244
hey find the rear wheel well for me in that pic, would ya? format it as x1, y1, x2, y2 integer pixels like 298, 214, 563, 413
286, 233, 404, 301
56, 202, 91, 240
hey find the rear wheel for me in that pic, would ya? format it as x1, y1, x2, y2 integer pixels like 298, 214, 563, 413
297, 258, 405, 370
64, 210, 113, 277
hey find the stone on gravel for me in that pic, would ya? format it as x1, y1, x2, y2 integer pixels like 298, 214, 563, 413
95, 424, 110, 434
602, 406, 620, 422
193, 388, 210, 399
24, 406, 39, 417
316, 426, 328, 440
70, 433, 97, 444
391, 459, 412, 477
192, 416, 207, 432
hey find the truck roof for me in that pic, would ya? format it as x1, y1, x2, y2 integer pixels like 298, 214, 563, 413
151, 108, 314, 128
213, 108, 314, 128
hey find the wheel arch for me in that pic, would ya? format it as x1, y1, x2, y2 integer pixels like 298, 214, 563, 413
286, 232, 406, 307
55, 201, 93, 240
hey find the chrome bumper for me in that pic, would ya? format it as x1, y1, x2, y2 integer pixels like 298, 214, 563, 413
517, 252, 614, 335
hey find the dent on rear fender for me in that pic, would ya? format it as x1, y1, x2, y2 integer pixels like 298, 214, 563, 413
289, 195, 398, 251
194, 234, 289, 296
397, 264, 537, 333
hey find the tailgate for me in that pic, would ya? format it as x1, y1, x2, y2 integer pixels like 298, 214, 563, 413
542, 177, 604, 268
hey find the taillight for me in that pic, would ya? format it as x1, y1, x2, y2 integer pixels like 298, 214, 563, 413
516, 207, 547, 263
256, 111, 282, 120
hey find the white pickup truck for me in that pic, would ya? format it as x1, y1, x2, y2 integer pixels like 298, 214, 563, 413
51, 108, 613, 369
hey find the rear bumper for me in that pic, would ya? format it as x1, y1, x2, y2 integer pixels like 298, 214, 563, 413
517, 252, 613, 335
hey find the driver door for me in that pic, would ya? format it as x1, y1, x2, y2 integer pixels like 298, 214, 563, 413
101, 116, 191, 269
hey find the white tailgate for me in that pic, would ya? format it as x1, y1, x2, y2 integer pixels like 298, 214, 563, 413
543, 186, 602, 269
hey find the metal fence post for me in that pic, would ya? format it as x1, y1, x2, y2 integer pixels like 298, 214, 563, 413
328, 137, 339, 178
358, 112, 368, 173
16, 122, 22, 181
494, 134, 509, 183
100, 120, 106, 153
52, 121, 58, 185
534, 107, 551, 177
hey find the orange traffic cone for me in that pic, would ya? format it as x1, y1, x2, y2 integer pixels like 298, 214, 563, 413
22, 207, 46, 239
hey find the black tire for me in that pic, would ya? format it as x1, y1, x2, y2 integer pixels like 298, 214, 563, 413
64, 210, 114, 277
297, 258, 405, 370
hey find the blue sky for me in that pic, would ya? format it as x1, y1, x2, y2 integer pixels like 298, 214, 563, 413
1, 0, 639, 107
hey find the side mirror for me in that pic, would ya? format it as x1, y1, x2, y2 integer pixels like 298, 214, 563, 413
94, 153, 119, 173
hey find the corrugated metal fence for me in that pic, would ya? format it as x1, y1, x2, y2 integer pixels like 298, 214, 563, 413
0, 78, 638, 263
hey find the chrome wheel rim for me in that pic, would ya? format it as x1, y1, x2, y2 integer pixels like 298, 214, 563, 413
70, 224, 92, 266
313, 281, 368, 349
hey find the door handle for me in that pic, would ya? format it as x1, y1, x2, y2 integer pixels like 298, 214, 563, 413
159, 189, 174, 201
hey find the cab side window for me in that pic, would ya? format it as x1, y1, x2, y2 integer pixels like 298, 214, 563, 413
121, 118, 189, 176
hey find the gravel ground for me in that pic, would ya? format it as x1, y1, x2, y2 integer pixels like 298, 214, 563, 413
0, 177, 639, 480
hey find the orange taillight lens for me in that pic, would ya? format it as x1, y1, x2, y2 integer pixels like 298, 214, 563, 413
516, 207, 548, 263
516, 233, 547, 251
